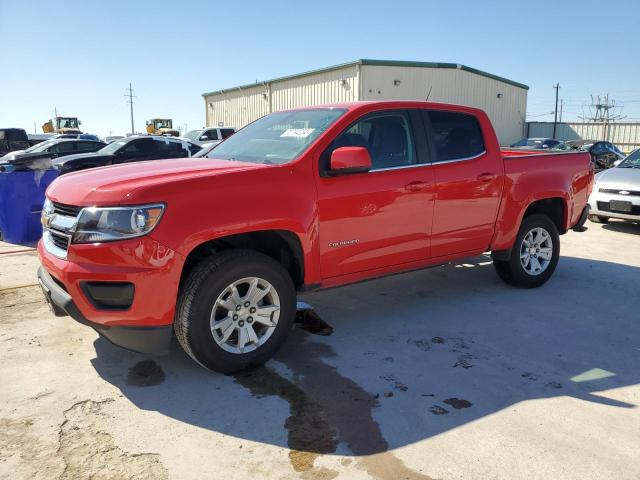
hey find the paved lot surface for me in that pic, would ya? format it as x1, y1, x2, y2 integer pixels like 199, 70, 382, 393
1, 221, 639, 480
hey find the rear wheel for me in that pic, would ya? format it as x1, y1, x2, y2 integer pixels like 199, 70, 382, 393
493, 214, 560, 288
174, 250, 296, 373
588, 214, 609, 224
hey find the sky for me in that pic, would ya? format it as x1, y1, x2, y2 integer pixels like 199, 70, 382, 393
1, 0, 638, 138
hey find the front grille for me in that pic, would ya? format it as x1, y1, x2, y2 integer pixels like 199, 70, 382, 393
49, 230, 70, 250
52, 201, 82, 217
599, 188, 640, 197
597, 201, 640, 215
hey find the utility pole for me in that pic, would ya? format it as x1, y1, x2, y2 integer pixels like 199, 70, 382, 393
125, 83, 136, 135
552, 83, 560, 139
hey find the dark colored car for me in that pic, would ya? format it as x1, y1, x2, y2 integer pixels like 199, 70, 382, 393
510, 137, 570, 150
0, 128, 30, 156
52, 133, 102, 142
566, 140, 625, 171
53, 135, 202, 174
1, 138, 107, 164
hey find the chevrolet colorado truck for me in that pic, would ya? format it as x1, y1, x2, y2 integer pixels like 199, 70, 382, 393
38, 101, 593, 373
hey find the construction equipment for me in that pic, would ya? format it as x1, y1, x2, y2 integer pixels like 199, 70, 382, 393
42, 116, 82, 135
146, 118, 179, 137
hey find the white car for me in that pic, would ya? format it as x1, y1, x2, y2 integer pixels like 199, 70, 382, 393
182, 127, 235, 146
588, 148, 640, 223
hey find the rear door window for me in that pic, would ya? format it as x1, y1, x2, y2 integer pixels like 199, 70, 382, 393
425, 111, 485, 162
220, 128, 235, 139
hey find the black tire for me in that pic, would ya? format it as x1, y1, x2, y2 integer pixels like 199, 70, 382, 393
493, 214, 560, 288
588, 214, 609, 224
174, 250, 296, 373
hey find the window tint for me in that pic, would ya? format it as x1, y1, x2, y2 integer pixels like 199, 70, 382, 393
329, 112, 416, 170
122, 138, 152, 155
220, 128, 235, 139
200, 129, 219, 141
187, 142, 201, 156
427, 111, 485, 162
152, 139, 189, 156
76, 141, 101, 153
56, 142, 76, 153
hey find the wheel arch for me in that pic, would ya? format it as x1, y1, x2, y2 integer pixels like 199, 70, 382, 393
179, 229, 305, 290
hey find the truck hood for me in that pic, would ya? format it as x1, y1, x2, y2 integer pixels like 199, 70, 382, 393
46, 157, 268, 205
596, 166, 640, 190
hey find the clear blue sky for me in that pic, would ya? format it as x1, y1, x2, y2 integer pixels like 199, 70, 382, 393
1, 0, 638, 138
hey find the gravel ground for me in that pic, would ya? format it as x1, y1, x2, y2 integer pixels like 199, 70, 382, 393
1, 220, 639, 480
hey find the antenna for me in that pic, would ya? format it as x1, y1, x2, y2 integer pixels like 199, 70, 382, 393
125, 83, 136, 135
426, 86, 433, 102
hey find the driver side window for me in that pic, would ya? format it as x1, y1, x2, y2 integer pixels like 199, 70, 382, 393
328, 112, 416, 171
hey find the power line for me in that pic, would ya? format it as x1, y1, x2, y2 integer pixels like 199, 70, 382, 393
552, 83, 560, 139
124, 83, 136, 135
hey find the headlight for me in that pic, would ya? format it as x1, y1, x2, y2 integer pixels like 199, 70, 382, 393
72, 204, 165, 244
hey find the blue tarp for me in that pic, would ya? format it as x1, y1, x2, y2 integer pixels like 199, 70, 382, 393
0, 169, 59, 244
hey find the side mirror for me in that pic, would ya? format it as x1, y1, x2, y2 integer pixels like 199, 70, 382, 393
329, 147, 372, 175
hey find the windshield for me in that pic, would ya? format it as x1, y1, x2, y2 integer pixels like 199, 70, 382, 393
98, 140, 128, 154
25, 140, 56, 153
618, 149, 640, 168
204, 108, 346, 164
184, 130, 202, 141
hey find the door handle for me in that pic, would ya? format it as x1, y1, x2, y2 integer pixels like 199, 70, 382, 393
405, 181, 429, 192
477, 173, 496, 182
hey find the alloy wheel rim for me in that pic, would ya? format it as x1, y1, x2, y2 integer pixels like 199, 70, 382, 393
210, 277, 280, 354
519, 227, 553, 276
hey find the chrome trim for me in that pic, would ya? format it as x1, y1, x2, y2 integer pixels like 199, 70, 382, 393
43, 230, 70, 260
432, 150, 487, 165
369, 150, 486, 172
371, 162, 432, 173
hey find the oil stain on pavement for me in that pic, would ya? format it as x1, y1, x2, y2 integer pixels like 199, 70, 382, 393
235, 309, 433, 480
126, 360, 166, 387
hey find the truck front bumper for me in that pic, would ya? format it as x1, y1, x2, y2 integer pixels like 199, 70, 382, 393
37, 236, 183, 355
38, 267, 172, 353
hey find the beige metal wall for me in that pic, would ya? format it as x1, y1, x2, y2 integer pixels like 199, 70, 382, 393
204, 64, 527, 145
204, 65, 359, 129
360, 65, 527, 145
527, 122, 640, 153
205, 84, 270, 130
271, 65, 359, 112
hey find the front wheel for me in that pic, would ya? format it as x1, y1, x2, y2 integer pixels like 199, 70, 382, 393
174, 250, 296, 373
493, 214, 560, 288
588, 214, 609, 224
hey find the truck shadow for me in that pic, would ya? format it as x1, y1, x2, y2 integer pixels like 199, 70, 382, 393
91, 254, 640, 468
601, 220, 640, 235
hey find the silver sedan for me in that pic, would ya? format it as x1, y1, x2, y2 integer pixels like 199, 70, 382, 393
588, 148, 640, 223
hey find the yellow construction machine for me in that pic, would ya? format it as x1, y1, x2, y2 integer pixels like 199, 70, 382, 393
42, 116, 82, 134
145, 118, 180, 137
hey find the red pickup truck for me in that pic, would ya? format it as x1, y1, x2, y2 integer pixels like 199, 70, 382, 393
38, 101, 593, 372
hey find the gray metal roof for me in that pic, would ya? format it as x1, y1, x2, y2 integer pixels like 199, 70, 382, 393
202, 59, 529, 97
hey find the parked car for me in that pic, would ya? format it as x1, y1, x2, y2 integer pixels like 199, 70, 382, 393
587, 148, 640, 224
0, 128, 30, 156
1, 138, 107, 163
182, 127, 235, 146
38, 101, 592, 373
51, 133, 102, 142
510, 137, 570, 150
566, 140, 625, 171
53, 135, 201, 174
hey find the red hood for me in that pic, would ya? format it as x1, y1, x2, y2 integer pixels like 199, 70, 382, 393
46, 158, 267, 206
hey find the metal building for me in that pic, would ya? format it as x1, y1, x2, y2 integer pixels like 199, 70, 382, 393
202, 59, 529, 145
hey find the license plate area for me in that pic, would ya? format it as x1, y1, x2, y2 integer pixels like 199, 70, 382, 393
609, 200, 632, 213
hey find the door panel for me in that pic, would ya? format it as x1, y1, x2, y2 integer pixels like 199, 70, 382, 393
317, 110, 434, 278
424, 110, 504, 257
